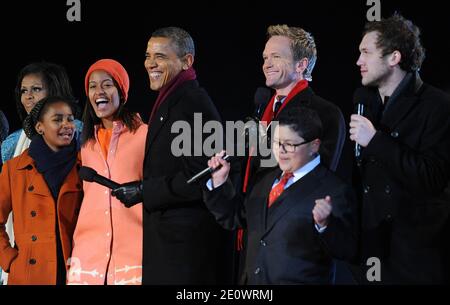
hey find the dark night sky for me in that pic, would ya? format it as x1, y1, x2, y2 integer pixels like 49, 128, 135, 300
1, 1, 448, 285
3, 0, 449, 132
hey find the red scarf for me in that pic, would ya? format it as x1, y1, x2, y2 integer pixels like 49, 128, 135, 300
243, 79, 308, 192
260, 79, 309, 124
148, 67, 197, 125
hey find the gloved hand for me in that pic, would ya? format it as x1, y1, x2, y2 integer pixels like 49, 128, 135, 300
112, 181, 143, 207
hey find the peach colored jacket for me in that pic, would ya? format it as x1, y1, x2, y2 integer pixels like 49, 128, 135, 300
68, 121, 147, 285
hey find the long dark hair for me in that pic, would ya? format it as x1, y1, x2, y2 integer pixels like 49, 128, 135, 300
81, 78, 141, 145
15, 62, 76, 122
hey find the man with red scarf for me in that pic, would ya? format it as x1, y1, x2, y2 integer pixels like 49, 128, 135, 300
244, 24, 346, 192
112, 27, 230, 284
235, 26, 347, 273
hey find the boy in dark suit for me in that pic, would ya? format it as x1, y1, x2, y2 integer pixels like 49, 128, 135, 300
204, 107, 356, 284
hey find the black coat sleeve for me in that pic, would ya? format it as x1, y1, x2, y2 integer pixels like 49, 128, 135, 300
202, 178, 247, 230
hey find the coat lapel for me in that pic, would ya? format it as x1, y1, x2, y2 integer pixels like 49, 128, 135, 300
16, 150, 81, 200
145, 102, 170, 154
16, 151, 51, 198
380, 74, 423, 130
145, 81, 196, 155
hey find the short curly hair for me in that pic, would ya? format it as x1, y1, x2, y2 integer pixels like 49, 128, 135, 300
23, 96, 77, 139
267, 25, 317, 81
363, 13, 425, 72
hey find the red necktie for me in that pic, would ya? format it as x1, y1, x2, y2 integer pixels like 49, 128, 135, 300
268, 172, 294, 207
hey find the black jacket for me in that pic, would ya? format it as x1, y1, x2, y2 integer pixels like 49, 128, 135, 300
204, 164, 356, 284
142, 80, 230, 284
281, 87, 346, 172
247, 87, 346, 183
354, 73, 450, 284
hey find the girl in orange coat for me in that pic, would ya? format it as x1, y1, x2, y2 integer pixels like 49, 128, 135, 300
0, 96, 82, 285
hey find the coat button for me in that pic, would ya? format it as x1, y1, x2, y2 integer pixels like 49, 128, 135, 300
390, 131, 399, 138
30, 211, 37, 217
363, 185, 371, 194
28, 185, 34, 192
254, 267, 261, 275
29, 258, 36, 265
384, 185, 391, 195
31, 235, 37, 242
260, 240, 267, 247
160, 116, 164, 121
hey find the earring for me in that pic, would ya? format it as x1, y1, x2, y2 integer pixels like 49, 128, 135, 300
38, 130, 43, 135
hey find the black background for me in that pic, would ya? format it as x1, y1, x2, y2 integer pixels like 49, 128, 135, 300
3, 0, 449, 130
4, 0, 449, 184
1, 0, 449, 288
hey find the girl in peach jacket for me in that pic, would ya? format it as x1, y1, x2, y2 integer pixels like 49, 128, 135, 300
68, 59, 146, 285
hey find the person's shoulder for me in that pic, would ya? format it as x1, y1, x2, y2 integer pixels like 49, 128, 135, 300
293, 87, 343, 114
3, 148, 32, 170
4, 129, 22, 141
310, 92, 343, 113
315, 164, 348, 188
419, 83, 450, 105
180, 82, 220, 119
74, 119, 83, 132
132, 121, 149, 137
184, 81, 212, 101
413, 83, 450, 120
1, 129, 23, 162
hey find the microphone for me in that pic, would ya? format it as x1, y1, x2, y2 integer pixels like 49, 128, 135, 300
353, 88, 368, 158
242, 87, 272, 143
253, 87, 271, 119
355, 103, 364, 158
187, 154, 231, 184
79, 166, 121, 189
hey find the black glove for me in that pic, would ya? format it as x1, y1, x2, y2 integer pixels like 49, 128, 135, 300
112, 181, 143, 208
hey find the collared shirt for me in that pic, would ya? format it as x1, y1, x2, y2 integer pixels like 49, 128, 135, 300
272, 155, 320, 189
207, 155, 321, 191
273, 95, 287, 113
206, 155, 327, 232
373, 72, 414, 124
